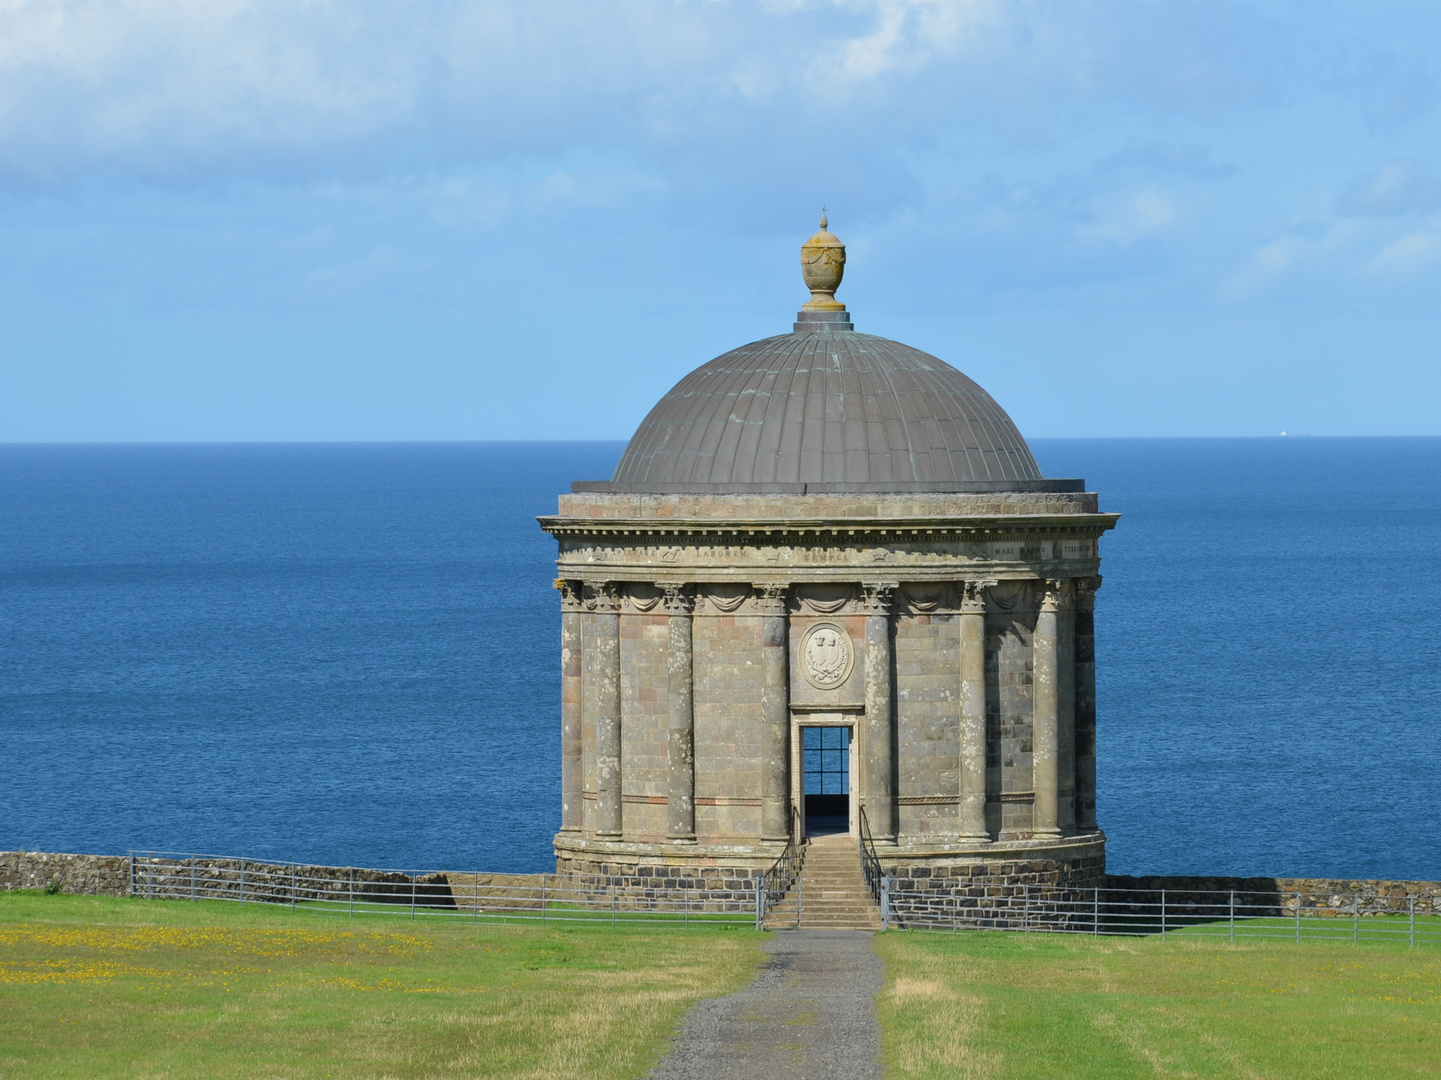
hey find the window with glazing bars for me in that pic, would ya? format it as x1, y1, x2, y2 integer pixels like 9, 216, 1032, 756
803, 727, 850, 794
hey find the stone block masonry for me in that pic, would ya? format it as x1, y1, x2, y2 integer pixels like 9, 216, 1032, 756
1, 851, 131, 896
1104, 874, 1441, 918
0, 851, 756, 915
1, 851, 482, 909
6, 851, 1440, 927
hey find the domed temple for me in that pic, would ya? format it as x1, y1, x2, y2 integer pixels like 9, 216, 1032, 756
539, 219, 1118, 907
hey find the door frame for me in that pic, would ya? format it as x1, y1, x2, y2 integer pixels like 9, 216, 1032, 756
790, 709, 862, 838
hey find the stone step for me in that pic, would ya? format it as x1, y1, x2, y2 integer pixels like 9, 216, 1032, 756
762, 838, 881, 930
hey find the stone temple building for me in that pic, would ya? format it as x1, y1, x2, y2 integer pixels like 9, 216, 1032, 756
539, 218, 1118, 905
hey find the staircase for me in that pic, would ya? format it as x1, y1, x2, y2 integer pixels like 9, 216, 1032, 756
764, 834, 882, 930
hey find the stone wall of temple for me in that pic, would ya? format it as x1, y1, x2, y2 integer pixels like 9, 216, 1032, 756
544, 489, 1118, 888
565, 583, 1101, 847
619, 607, 668, 842
894, 610, 957, 840
692, 610, 767, 842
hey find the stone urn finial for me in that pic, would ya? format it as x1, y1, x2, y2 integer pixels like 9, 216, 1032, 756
800, 211, 846, 311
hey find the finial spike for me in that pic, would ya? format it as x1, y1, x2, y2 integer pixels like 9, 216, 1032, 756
819, 207, 828, 230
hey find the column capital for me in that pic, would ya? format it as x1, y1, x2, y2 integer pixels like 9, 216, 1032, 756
584, 581, 623, 613
660, 582, 695, 615
554, 578, 585, 611
960, 579, 996, 614
753, 583, 790, 616
860, 581, 898, 614
1039, 578, 1074, 613
1073, 575, 1102, 610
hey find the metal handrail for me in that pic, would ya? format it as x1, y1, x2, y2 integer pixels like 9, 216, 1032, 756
759, 805, 803, 917
857, 806, 884, 906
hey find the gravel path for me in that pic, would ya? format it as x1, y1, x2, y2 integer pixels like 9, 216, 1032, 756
646, 930, 883, 1080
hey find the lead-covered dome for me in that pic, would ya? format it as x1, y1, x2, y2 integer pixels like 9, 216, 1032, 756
589, 217, 1065, 495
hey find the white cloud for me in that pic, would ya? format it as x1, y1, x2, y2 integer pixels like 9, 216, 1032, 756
0, 0, 1291, 187
1365, 226, 1441, 276
1076, 188, 1180, 246
1220, 221, 1368, 301
1339, 158, 1441, 217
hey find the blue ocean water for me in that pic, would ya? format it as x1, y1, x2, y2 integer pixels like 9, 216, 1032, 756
2, 439, 1438, 880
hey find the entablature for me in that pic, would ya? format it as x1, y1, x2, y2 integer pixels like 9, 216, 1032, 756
538, 512, 1120, 543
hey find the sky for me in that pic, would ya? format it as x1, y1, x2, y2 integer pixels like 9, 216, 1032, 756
2, 0, 1440, 442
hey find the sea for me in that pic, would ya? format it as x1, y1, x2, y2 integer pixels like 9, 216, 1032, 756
2, 439, 1438, 881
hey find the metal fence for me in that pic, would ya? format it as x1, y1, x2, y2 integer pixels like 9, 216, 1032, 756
126, 852, 762, 928
122, 851, 1440, 947
883, 882, 1441, 945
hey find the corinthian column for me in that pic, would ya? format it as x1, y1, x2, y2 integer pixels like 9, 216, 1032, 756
756, 584, 791, 842
1074, 575, 1101, 831
1032, 579, 1070, 839
587, 582, 623, 839
663, 584, 696, 842
957, 580, 994, 842
556, 579, 584, 833
862, 582, 897, 843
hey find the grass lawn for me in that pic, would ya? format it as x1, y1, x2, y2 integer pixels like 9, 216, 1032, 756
0, 891, 764, 1079
876, 927, 1441, 1079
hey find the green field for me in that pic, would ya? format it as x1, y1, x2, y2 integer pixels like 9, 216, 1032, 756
8, 893, 1441, 1079
877, 928, 1441, 1079
0, 891, 762, 1079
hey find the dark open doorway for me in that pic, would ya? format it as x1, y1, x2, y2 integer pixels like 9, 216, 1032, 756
802, 726, 851, 836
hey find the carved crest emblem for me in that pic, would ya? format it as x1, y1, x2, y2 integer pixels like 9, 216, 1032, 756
801, 621, 854, 690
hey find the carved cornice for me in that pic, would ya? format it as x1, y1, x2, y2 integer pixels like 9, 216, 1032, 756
538, 513, 1120, 542
554, 578, 584, 612
753, 583, 789, 616
860, 582, 897, 615
583, 581, 623, 613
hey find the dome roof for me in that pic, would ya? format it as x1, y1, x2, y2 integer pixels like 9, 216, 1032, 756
586, 217, 1072, 495
606, 331, 1047, 493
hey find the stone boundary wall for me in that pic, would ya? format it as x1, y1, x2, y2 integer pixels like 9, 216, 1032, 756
1, 852, 473, 907
1, 852, 131, 896
1103, 874, 1441, 918
9, 852, 1437, 923
2, 851, 754, 914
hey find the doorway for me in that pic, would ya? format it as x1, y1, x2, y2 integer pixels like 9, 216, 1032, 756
802, 726, 852, 837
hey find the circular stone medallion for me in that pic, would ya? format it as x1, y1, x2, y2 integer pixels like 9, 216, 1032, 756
801, 621, 854, 690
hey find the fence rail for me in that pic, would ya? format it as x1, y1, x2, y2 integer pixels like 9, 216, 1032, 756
120, 851, 1440, 947
884, 883, 1441, 945
125, 852, 758, 927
